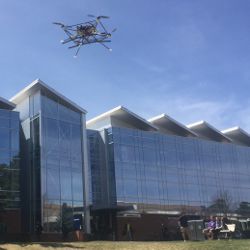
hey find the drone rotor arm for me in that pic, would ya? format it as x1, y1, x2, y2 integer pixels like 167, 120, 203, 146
97, 19, 110, 35
99, 41, 112, 51
73, 35, 92, 57
65, 27, 78, 32
68, 42, 81, 49
61, 37, 74, 44
64, 29, 74, 36
74, 44, 83, 57
92, 34, 112, 51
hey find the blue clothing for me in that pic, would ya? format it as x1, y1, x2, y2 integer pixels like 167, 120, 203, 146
207, 220, 216, 229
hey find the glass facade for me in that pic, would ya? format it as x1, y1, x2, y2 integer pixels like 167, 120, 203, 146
0, 109, 20, 233
16, 90, 85, 234
41, 94, 84, 233
90, 126, 250, 217
88, 129, 116, 209
6, 80, 250, 239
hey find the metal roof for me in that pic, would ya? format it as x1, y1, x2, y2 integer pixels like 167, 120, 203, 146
0, 96, 16, 110
148, 114, 198, 137
222, 127, 250, 147
187, 120, 232, 143
87, 106, 158, 131
10, 79, 87, 114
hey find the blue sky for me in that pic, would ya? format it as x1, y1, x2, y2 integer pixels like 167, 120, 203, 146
1, 0, 250, 130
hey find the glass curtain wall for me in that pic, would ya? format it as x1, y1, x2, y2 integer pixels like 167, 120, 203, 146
41, 93, 84, 233
17, 90, 85, 234
88, 129, 116, 209
0, 109, 20, 233
106, 126, 250, 217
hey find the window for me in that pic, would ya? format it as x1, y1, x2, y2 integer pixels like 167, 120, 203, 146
47, 168, 60, 199
0, 128, 9, 149
60, 168, 72, 200
72, 171, 83, 201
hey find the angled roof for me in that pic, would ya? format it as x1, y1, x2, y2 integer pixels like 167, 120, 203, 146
0, 96, 16, 110
187, 121, 232, 143
148, 114, 198, 137
87, 106, 158, 131
10, 79, 87, 114
221, 127, 250, 147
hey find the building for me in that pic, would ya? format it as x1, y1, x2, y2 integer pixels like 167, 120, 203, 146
1, 80, 250, 241
0, 97, 21, 239
87, 106, 250, 240
10, 79, 90, 240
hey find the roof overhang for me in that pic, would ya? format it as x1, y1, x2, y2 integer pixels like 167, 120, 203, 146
10, 79, 87, 114
222, 127, 250, 146
0, 96, 16, 110
187, 121, 232, 143
148, 114, 198, 137
87, 106, 158, 131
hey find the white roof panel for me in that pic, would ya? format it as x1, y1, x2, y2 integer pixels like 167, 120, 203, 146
87, 106, 158, 131
222, 127, 250, 146
187, 120, 232, 143
10, 79, 87, 114
148, 114, 197, 137
0, 96, 15, 110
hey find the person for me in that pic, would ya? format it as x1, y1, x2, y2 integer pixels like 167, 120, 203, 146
221, 215, 230, 229
62, 222, 69, 240
61, 203, 73, 240
178, 214, 189, 241
160, 222, 168, 240
35, 222, 43, 241
214, 216, 222, 239
203, 216, 216, 240
123, 223, 133, 241
215, 217, 222, 229
0, 223, 7, 243
73, 215, 82, 241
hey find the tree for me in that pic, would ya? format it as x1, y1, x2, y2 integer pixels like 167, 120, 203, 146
208, 191, 233, 215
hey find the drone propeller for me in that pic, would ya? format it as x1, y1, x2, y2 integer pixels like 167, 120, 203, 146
88, 15, 110, 20
53, 22, 65, 27
97, 15, 110, 19
111, 28, 117, 33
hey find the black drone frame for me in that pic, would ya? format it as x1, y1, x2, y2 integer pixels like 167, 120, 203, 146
54, 15, 116, 57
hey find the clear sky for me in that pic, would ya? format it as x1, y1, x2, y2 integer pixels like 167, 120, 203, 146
1, 0, 250, 130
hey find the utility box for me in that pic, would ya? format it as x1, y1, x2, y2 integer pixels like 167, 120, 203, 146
188, 220, 204, 241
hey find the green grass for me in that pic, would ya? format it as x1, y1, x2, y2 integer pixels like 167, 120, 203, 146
2, 240, 250, 250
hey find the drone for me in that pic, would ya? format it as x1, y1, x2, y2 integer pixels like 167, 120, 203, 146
54, 15, 116, 57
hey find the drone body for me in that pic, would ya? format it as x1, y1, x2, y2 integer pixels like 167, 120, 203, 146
54, 15, 116, 57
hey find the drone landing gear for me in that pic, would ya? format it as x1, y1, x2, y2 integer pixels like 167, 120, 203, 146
99, 42, 112, 51
69, 40, 112, 58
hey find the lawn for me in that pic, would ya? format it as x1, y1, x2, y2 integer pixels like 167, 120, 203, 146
1, 240, 250, 250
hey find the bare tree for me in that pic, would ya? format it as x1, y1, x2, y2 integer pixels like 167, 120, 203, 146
208, 191, 233, 215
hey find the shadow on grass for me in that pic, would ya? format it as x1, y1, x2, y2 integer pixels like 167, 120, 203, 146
13, 242, 85, 249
